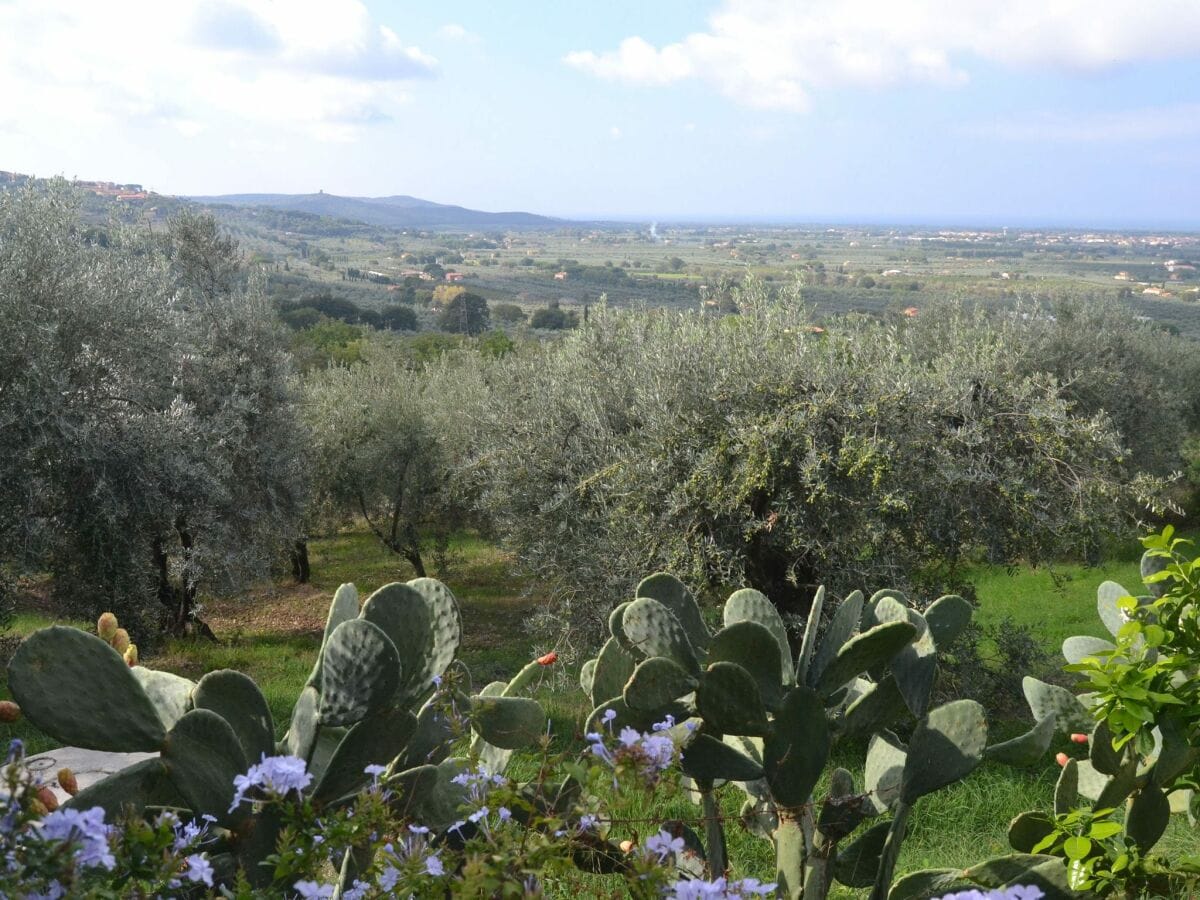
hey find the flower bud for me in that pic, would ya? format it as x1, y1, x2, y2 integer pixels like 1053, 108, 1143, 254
36, 785, 59, 812
110, 628, 130, 654
1070, 733, 1088, 744
124, 644, 138, 667
1056, 752, 1070, 767
536, 650, 558, 667
28, 798, 47, 817
57, 768, 79, 796
97, 612, 119, 641
0, 701, 21, 723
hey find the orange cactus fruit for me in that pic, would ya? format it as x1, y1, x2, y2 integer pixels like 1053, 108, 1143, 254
97, 612, 119, 641
57, 768, 79, 796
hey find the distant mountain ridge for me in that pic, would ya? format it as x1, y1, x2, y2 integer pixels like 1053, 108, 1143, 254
188, 191, 562, 229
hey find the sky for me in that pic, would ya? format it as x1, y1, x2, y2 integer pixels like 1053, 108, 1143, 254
1, 0, 1199, 226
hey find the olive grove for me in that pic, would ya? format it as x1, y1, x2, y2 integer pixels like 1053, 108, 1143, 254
0, 188, 305, 639
455, 281, 1181, 631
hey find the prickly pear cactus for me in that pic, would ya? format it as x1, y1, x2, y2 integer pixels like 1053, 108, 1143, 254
5, 580, 548, 893
578, 574, 985, 899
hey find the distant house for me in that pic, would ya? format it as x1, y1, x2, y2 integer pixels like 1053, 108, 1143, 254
1114, 272, 1131, 281
445, 272, 465, 282
554, 271, 568, 281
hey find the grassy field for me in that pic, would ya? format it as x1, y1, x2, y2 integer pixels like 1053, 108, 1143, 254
2, 528, 1197, 895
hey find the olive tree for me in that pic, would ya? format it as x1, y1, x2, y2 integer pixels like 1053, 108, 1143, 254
0, 186, 305, 639
461, 287, 1168, 634
303, 347, 467, 577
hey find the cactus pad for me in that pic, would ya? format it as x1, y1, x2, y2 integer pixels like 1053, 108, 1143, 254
307, 583, 359, 687
360, 582, 432, 696
579, 658, 597, 697
724, 588, 793, 683
832, 820, 891, 888
842, 675, 906, 738
809, 590, 864, 688
285, 686, 320, 760
590, 637, 637, 708
636, 573, 710, 652
901, 699, 986, 804
1061, 635, 1117, 665
64, 758, 182, 818
319, 619, 401, 727
471, 696, 546, 749
1126, 784, 1170, 851
1140, 551, 1170, 599
162, 709, 249, 825
624, 656, 697, 712
696, 661, 769, 736
764, 686, 830, 807
1007, 811, 1055, 854
130, 667, 195, 731
795, 585, 826, 686
707, 621, 784, 710
313, 708, 418, 804
621, 597, 700, 673
1096, 580, 1131, 637
814, 619, 917, 697
873, 596, 936, 717
923, 595, 973, 649
680, 733, 765, 782
193, 670, 276, 763
405, 578, 463, 687
1021, 677, 1092, 735
865, 730, 907, 813
8, 626, 167, 753
984, 714, 1055, 767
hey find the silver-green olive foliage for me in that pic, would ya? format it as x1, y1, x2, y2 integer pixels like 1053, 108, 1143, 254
462, 280, 1178, 625
302, 348, 469, 578
0, 185, 305, 636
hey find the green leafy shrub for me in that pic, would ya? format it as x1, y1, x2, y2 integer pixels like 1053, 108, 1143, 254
934, 528, 1200, 897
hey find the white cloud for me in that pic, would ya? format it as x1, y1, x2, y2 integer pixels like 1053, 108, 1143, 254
0, 0, 436, 144
610, 126, 622, 139
967, 104, 1200, 143
565, 0, 1200, 111
438, 23, 481, 43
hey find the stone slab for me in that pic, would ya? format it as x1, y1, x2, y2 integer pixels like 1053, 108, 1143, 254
24, 746, 158, 804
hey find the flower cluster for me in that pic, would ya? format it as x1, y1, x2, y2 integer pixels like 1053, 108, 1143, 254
0, 740, 217, 897
935, 887, 1044, 900
587, 710, 685, 784
664, 875, 778, 899
230, 754, 313, 811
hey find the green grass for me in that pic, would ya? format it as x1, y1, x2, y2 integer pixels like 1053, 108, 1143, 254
3, 528, 1198, 894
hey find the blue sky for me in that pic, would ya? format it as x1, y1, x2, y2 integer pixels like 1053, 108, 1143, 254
1, 0, 1198, 226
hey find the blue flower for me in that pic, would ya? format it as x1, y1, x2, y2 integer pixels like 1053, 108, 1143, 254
379, 864, 400, 891
425, 853, 445, 876
293, 880, 334, 899
39, 806, 114, 870
230, 755, 312, 811
935, 888, 1044, 900
665, 876, 777, 898
184, 853, 214, 887
644, 829, 685, 862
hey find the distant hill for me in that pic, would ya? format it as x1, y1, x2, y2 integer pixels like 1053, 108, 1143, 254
188, 191, 563, 229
